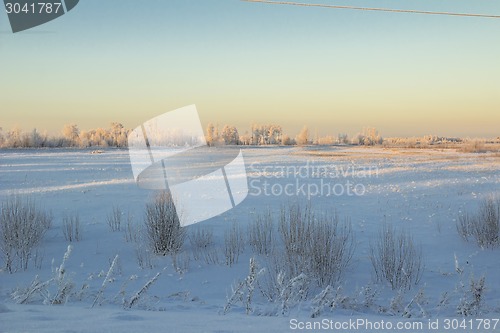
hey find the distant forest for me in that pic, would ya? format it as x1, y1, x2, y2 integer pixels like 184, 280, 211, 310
0, 123, 498, 150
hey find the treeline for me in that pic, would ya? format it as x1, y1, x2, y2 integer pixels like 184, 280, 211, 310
0, 123, 378, 148
0, 123, 128, 148
1, 123, 497, 149
206, 123, 383, 147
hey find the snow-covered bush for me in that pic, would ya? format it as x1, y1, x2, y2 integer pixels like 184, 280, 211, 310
258, 204, 354, 303
187, 226, 220, 264
457, 275, 486, 316
278, 204, 313, 279
92, 255, 119, 307
278, 204, 355, 287
11, 245, 74, 305
0, 197, 52, 273
144, 192, 185, 255
457, 198, 499, 248
248, 211, 275, 256
107, 206, 123, 232
308, 216, 354, 287
134, 235, 157, 269
370, 224, 423, 290
62, 214, 81, 242
125, 272, 161, 309
310, 285, 359, 318
223, 257, 264, 315
50, 245, 75, 305
188, 226, 214, 261
275, 272, 309, 315
460, 139, 486, 153
224, 223, 245, 267
353, 127, 383, 146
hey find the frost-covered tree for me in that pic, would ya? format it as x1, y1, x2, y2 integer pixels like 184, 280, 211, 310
6, 127, 22, 148
221, 125, 239, 145
238, 131, 252, 145
110, 122, 128, 147
281, 134, 294, 146
62, 124, 80, 146
355, 127, 383, 146
206, 123, 215, 146
337, 133, 349, 145
295, 126, 309, 146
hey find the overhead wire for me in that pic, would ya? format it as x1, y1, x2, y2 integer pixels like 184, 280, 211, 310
241, 0, 500, 19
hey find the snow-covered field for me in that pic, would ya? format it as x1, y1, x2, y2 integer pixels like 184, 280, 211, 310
0, 146, 499, 333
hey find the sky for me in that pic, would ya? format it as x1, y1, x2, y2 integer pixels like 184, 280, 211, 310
1, 0, 499, 138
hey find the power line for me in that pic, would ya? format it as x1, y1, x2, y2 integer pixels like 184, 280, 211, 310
241, 0, 500, 19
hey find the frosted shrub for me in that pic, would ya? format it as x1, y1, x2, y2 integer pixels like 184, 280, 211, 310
276, 272, 309, 315
457, 198, 499, 248
11, 245, 74, 305
279, 204, 355, 287
224, 223, 245, 267
460, 139, 486, 153
50, 245, 74, 305
125, 272, 161, 309
107, 206, 123, 232
248, 211, 275, 256
370, 224, 423, 290
278, 204, 313, 278
308, 216, 354, 287
223, 258, 265, 315
144, 192, 185, 255
62, 214, 81, 242
0, 197, 52, 273
457, 275, 486, 316
92, 255, 119, 307
310, 285, 352, 318
188, 227, 214, 261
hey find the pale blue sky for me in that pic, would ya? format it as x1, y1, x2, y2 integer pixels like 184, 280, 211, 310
1, 0, 499, 137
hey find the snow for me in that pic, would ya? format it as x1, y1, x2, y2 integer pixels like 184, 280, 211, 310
0, 146, 499, 332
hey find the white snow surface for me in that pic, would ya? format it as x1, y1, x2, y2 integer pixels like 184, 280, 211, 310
0, 146, 499, 333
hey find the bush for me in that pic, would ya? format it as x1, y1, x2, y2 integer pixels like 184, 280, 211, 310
370, 224, 423, 290
278, 204, 354, 287
457, 275, 486, 316
0, 197, 52, 273
188, 226, 214, 261
258, 203, 354, 300
107, 206, 123, 232
62, 214, 81, 242
144, 192, 185, 255
308, 216, 354, 287
460, 139, 486, 153
248, 211, 275, 256
457, 198, 499, 248
224, 223, 245, 267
